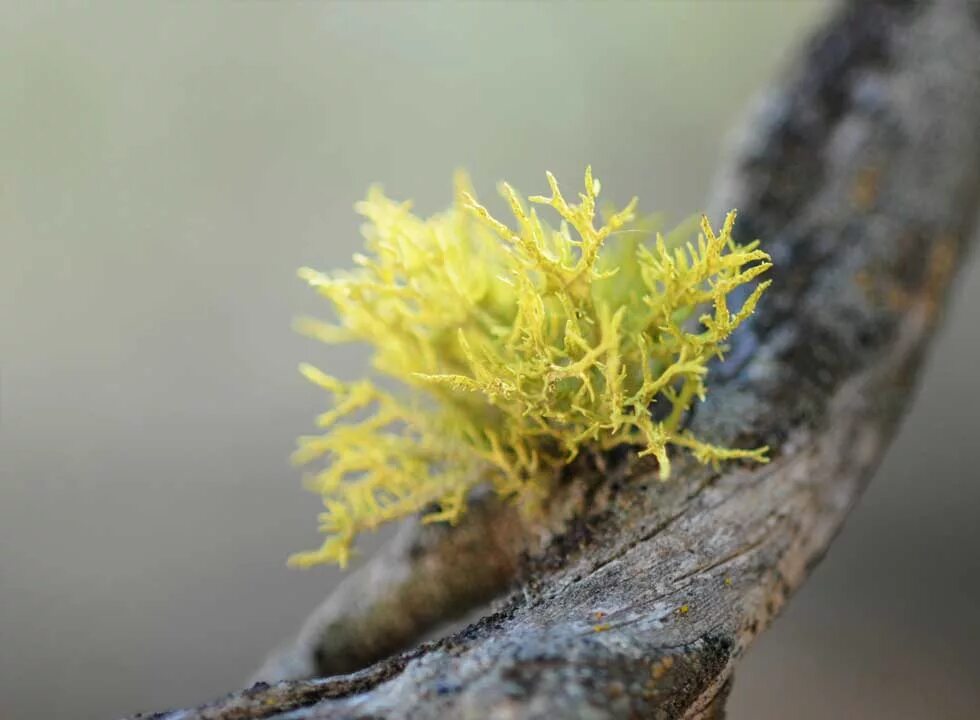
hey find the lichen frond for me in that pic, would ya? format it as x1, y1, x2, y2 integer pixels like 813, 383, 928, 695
290, 168, 771, 568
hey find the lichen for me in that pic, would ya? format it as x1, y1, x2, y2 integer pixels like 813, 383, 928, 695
290, 168, 771, 568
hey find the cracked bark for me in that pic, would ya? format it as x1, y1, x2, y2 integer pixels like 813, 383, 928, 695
133, 0, 980, 718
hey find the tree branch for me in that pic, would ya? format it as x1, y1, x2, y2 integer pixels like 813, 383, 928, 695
133, 0, 980, 717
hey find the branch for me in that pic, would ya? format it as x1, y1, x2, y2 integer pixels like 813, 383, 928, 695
252, 493, 530, 681
134, 1, 980, 718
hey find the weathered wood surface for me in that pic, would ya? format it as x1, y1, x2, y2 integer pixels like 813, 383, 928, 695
134, 0, 980, 717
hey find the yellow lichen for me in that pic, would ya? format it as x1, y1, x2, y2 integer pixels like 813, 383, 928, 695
290, 168, 771, 568
651, 655, 675, 681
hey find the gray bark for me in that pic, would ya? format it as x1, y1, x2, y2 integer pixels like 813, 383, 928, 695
132, 0, 980, 718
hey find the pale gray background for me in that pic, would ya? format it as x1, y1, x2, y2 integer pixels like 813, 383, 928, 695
2, 2, 978, 719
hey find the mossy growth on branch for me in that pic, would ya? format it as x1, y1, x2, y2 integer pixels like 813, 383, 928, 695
291, 168, 771, 568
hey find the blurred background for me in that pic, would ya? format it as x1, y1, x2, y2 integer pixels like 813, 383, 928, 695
2, 2, 978, 718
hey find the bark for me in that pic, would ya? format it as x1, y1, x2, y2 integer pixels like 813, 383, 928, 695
133, 0, 980, 718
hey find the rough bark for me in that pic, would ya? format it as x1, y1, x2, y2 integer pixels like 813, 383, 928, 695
133, 0, 980, 718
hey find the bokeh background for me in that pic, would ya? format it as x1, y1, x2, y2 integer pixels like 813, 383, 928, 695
3, 2, 978, 719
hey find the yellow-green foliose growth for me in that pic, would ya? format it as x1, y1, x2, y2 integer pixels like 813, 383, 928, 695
291, 168, 771, 568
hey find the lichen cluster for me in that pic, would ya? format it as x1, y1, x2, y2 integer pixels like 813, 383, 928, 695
291, 168, 770, 568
